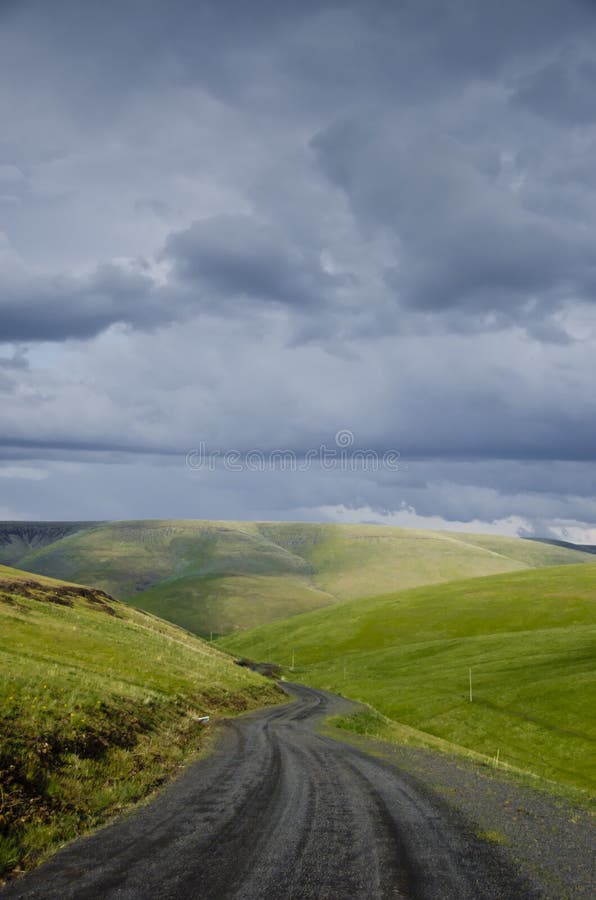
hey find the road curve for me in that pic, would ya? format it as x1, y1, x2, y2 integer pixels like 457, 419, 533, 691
3, 684, 537, 900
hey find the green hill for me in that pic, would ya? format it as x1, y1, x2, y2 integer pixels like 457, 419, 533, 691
0, 564, 279, 879
221, 564, 596, 795
2, 519, 594, 637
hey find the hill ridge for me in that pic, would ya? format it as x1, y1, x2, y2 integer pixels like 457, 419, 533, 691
434, 531, 525, 563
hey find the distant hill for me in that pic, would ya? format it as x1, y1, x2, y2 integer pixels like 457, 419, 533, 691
0, 520, 100, 567
2, 519, 594, 638
524, 536, 596, 555
0, 562, 279, 878
221, 563, 596, 795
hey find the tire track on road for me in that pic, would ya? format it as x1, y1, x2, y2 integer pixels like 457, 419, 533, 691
2, 684, 536, 900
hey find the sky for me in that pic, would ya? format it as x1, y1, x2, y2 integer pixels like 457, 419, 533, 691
1, 0, 596, 540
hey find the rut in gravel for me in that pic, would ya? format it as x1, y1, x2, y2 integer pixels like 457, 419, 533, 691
2, 685, 539, 900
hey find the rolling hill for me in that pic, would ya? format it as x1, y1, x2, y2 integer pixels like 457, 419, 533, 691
221, 564, 596, 795
0, 563, 280, 879
1, 519, 594, 637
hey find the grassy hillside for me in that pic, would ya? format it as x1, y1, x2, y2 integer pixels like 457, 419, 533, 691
4, 520, 594, 638
129, 573, 335, 636
221, 564, 596, 795
437, 531, 596, 567
0, 564, 280, 880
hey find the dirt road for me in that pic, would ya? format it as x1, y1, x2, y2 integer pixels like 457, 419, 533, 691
3, 684, 537, 899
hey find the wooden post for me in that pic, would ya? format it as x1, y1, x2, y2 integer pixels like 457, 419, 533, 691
469, 667, 473, 703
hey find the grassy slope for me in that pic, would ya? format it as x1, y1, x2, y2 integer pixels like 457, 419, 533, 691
221, 564, 596, 794
6, 520, 594, 637
0, 564, 280, 879
436, 531, 596, 567
129, 573, 336, 637
258, 523, 524, 599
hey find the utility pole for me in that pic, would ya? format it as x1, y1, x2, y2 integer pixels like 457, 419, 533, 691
469, 667, 473, 703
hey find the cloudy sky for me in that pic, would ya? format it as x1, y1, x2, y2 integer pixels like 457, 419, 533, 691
1, 0, 596, 539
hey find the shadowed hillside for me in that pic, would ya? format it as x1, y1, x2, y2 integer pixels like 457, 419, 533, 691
3, 519, 594, 637
0, 522, 99, 567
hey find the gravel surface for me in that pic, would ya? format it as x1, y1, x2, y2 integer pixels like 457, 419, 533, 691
333, 723, 595, 899
2, 684, 591, 899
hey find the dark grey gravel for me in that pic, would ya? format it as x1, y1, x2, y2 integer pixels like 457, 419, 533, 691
2, 684, 588, 899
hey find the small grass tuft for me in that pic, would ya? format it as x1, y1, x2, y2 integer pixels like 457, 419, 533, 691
476, 829, 512, 846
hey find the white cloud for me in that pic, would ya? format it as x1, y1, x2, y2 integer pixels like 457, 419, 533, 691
312, 504, 533, 537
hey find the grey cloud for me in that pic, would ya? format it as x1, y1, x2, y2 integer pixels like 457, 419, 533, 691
4, 0, 592, 145
2, 320, 596, 463
134, 198, 174, 219
511, 53, 596, 124
163, 215, 346, 310
1, 0, 334, 123
0, 262, 165, 342
0, 346, 28, 369
313, 119, 596, 337
0, 212, 349, 344
1, 0, 596, 533
2, 453, 596, 539
0, 164, 25, 185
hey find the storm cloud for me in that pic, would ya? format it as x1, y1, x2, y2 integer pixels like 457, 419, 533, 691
1, 0, 595, 537
163, 215, 347, 311
0, 262, 167, 341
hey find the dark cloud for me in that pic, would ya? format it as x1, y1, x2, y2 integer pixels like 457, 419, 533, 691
0, 213, 347, 342
511, 53, 596, 124
163, 215, 346, 310
313, 120, 596, 336
1, 0, 335, 124
0, 262, 166, 342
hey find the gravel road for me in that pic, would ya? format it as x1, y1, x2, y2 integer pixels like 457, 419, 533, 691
2, 684, 546, 899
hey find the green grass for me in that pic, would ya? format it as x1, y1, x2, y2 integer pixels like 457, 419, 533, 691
0, 564, 280, 880
476, 830, 512, 847
220, 564, 596, 795
127, 573, 335, 637
436, 531, 595, 568
3, 520, 594, 638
